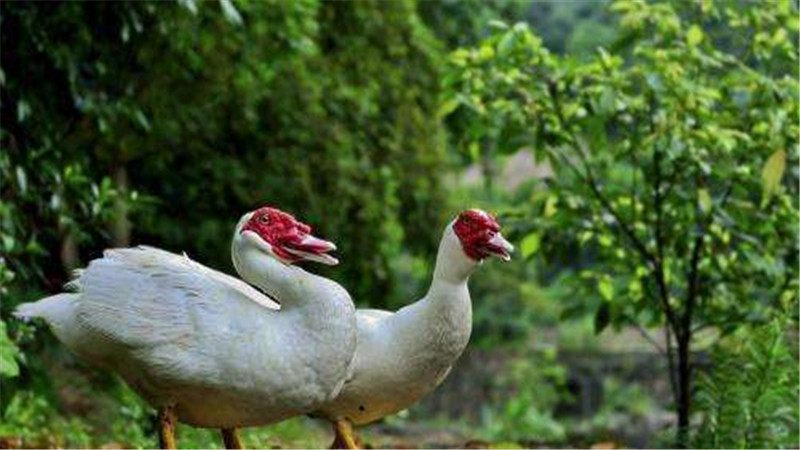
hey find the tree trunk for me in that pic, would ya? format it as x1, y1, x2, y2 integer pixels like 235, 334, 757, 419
676, 332, 692, 448
111, 164, 131, 247
60, 231, 79, 273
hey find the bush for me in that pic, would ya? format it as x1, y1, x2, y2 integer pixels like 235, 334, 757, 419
693, 318, 799, 449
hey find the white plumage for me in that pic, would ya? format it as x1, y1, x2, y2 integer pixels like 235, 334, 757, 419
315, 215, 513, 430
15, 210, 357, 430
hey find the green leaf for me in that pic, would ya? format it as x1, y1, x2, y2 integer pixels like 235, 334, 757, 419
520, 233, 541, 258
0, 322, 20, 379
761, 149, 786, 206
487, 20, 509, 31
134, 110, 151, 132
468, 142, 480, 163
177, 0, 198, 14
497, 30, 517, 58
594, 302, 611, 334
219, 0, 243, 26
543, 196, 558, 218
698, 188, 712, 213
15, 167, 27, 194
598, 88, 615, 114
17, 99, 30, 122
598, 277, 613, 301
687, 25, 704, 47
437, 98, 460, 119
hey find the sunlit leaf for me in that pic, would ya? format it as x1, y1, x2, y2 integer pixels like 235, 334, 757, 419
220, 0, 243, 26
0, 322, 20, 378
687, 25, 704, 47
543, 196, 558, 218
498, 30, 517, 58
437, 98, 460, 119
520, 233, 540, 258
177, 0, 198, 14
468, 142, 480, 162
487, 20, 509, 31
598, 277, 613, 301
698, 188, 712, 213
15, 167, 27, 194
17, 99, 30, 122
761, 149, 786, 206
134, 110, 151, 132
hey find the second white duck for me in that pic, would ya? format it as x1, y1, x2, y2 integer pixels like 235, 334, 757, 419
313, 209, 514, 448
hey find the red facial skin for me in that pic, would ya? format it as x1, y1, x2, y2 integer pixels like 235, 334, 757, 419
453, 209, 503, 261
241, 207, 327, 263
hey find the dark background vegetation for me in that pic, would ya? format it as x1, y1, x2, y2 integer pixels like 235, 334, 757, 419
1, 1, 798, 448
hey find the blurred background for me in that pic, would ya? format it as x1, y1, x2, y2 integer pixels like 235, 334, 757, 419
1, 1, 798, 448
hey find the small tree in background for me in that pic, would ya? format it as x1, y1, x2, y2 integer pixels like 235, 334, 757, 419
444, 0, 798, 445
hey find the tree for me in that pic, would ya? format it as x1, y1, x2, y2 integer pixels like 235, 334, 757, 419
443, 0, 798, 445
1, 1, 450, 444
1, 0, 449, 308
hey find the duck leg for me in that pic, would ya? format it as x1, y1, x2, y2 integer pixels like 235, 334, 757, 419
330, 419, 360, 449
221, 428, 243, 449
158, 404, 177, 449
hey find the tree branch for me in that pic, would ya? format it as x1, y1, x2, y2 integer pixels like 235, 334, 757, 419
633, 323, 667, 356
546, 81, 659, 271
683, 184, 734, 340
651, 139, 677, 331
546, 82, 677, 330
665, 325, 679, 407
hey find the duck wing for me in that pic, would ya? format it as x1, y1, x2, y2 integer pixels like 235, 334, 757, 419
74, 246, 278, 350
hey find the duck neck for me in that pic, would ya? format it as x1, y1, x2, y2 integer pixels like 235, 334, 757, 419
232, 242, 298, 304
428, 224, 478, 294
411, 224, 476, 361
230, 220, 356, 402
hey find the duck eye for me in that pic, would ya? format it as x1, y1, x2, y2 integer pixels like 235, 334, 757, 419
259, 215, 270, 224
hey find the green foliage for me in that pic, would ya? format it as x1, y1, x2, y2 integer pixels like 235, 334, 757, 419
526, 1, 617, 58
0, 390, 92, 448
481, 394, 566, 444
1, 1, 450, 447
418, 0, 528, 49
444, 0, 798, 443
479, 348, 568, 444
0, 321, 20, 379
445, 1, 798, 333
2, 0, 798, 447
1, 0, 448, 311
693, 319, 799, 449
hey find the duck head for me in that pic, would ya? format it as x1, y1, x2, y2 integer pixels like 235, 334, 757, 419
235, 206, 338, 265
452, 209, 514, 262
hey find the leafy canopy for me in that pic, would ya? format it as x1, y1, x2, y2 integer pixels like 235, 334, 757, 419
443, 0, 798, 337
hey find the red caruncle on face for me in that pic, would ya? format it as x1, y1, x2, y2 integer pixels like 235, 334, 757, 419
241, 207, 312, 262
452, 209, 503, 261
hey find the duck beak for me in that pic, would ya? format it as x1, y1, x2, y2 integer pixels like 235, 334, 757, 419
484, 233, 514, 262
282, 234, 339, 265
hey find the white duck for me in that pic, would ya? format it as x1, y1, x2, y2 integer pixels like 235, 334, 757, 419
313, 209, 514, 448
14, 206, 357, 449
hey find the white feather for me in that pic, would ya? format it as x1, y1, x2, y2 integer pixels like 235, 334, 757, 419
15, 237, 356, 428
314, 223, 476, 424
